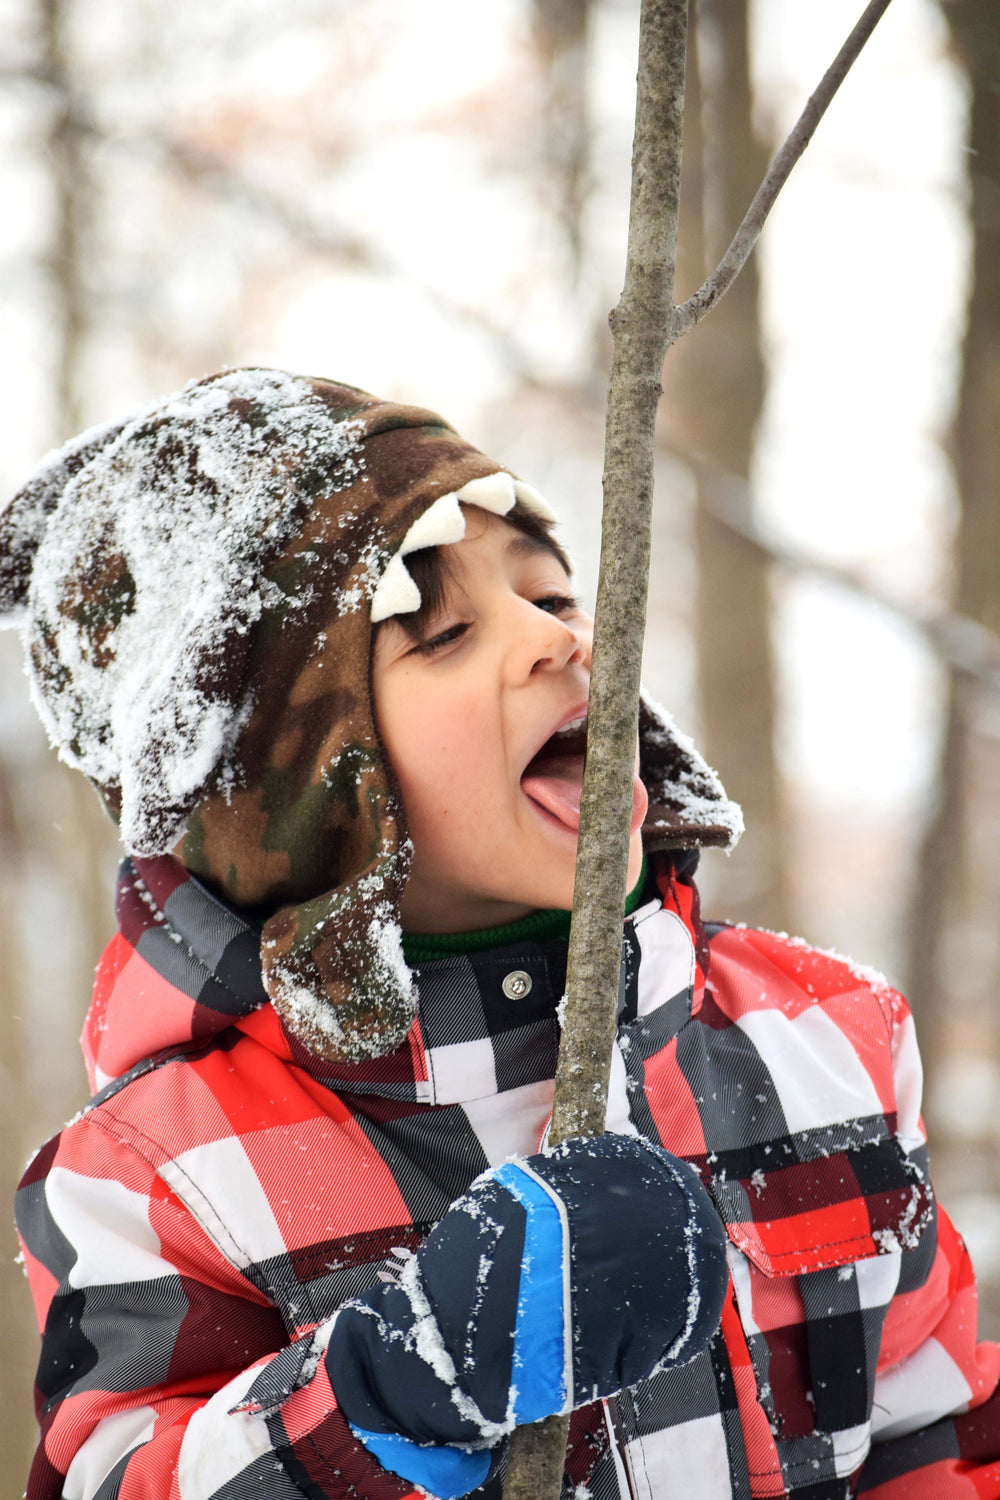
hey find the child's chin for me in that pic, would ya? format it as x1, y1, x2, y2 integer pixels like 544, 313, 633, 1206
497, 859, 576, 916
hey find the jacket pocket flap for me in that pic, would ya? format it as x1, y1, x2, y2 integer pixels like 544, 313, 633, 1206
708, 1135, 933, 1278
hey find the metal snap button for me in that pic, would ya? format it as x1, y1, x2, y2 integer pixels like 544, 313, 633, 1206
502, 969, 532, 1000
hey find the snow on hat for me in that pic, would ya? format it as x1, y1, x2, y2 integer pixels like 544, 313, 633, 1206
0, 366, 740, 1066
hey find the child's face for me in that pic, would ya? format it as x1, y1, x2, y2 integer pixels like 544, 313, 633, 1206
373, 508, 647, 932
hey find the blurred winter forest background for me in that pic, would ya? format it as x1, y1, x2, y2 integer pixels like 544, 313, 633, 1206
1, 0, 998, 1483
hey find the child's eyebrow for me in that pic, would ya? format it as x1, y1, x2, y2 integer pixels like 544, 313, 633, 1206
504, 532, 570, 571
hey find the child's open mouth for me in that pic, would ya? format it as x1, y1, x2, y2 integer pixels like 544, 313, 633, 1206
520, 716, 649, 836
520, 715, 589, 831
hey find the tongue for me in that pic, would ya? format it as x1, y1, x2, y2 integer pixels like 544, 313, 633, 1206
521, 753, 650, 835
521, 753, 586, 829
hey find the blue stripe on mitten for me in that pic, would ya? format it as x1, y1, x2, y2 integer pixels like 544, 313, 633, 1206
326, 1135, 728, 1498
491, 1160, 571, 1424
345, 1427, 492, 1499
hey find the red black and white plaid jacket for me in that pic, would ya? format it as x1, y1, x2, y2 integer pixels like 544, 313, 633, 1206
16, 851, 1000, 1499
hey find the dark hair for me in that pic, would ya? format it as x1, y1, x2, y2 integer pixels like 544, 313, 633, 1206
389, 499, 572, 643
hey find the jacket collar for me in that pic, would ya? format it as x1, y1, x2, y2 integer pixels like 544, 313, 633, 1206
84, 851, 703, 1105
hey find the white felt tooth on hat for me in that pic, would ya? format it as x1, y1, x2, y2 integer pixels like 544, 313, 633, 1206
398, 491, 466, 556
454, 471, 516, 515
371, 551, 423, 622
370, 491, 467, 623
512, 479, 558, 523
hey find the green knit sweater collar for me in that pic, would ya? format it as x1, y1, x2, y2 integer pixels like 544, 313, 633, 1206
402, 857, 650, 963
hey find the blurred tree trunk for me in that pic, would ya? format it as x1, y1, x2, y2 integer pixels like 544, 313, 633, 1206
905, 2, 1000, 1083
0, 751, 37, 1481
41, 0, 118, 979
531, 0, 591, 277
4, 0, 118, 1482
44, 0, 85, 433
663, 0, 794, 932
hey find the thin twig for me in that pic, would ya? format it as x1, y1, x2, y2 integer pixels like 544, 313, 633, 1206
674, 0, 892, 336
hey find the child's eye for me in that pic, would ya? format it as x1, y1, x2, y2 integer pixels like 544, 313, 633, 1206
417, 622, 468, 655
533, 593, 580, 616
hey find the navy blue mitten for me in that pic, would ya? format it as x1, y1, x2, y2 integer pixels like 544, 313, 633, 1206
326, 1134, 728, 1498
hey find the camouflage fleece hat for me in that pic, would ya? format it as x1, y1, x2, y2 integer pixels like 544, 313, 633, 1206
0, 367, 741, 1065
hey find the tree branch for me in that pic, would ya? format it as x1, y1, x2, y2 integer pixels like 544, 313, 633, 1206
502, 2, 688, 1495
556, 0, 687, 1138
674, 0, 892, 336
698, 465, 1000, 694
505, 3, 896, 1493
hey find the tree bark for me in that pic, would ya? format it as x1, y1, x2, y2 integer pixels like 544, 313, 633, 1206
504, 9, 689, 1493
551, 0, 688, 1146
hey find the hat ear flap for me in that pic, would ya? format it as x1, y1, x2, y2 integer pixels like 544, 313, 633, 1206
0, 420, 128, 627
638, 690, 744, 852
261, 844, 417, 1065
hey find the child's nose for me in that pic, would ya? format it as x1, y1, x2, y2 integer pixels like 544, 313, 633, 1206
518, 605, 590, 677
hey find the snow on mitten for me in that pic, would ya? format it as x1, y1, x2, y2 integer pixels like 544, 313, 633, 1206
326, 1134, 728, 1498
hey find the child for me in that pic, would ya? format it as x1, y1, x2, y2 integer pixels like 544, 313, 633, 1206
3, 367, 999, 1500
